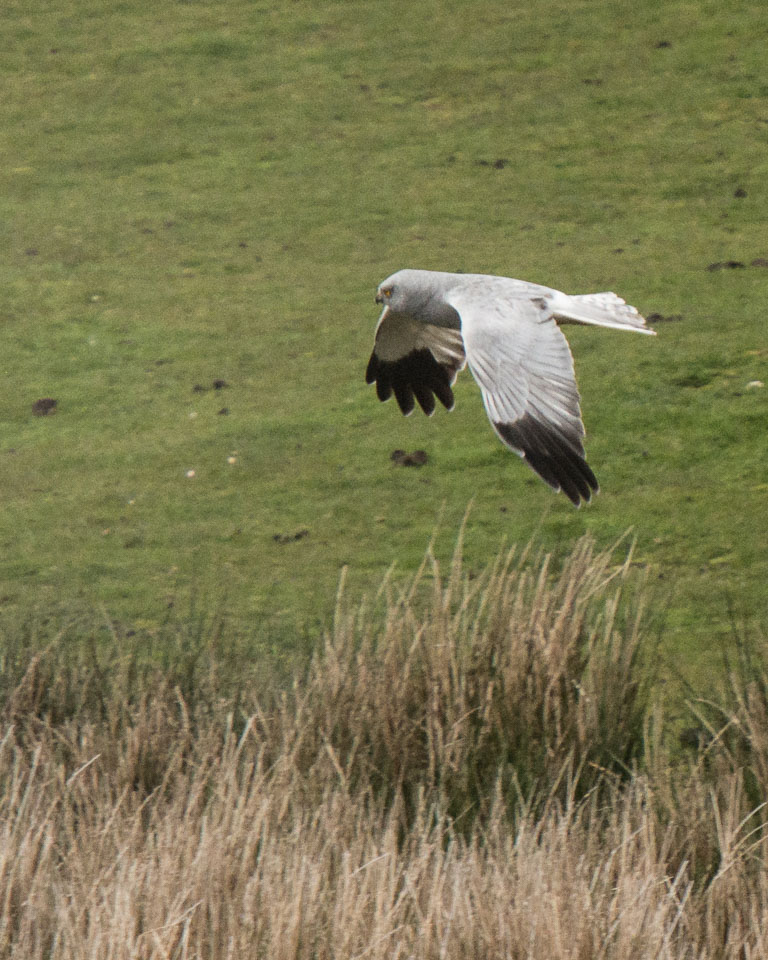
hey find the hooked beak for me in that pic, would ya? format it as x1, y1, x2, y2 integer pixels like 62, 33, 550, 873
375, 292, 383, 304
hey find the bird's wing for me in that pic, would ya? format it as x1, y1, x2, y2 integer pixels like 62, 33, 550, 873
365, 306, 467, 416
445, 283, 598, 506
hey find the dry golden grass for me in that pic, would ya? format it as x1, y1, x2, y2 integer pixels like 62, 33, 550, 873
1, 536, 767, 958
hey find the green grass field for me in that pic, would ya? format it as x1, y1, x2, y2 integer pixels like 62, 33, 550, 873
1, 0, 767, 676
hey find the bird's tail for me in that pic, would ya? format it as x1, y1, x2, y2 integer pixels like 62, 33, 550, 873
554, 292, 656, 335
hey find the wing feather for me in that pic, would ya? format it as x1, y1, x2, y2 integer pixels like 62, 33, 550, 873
446, 286, 598, 506
365, 308, 466, 416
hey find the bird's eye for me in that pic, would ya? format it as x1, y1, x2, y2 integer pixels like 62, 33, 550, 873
382, 287, 392, 298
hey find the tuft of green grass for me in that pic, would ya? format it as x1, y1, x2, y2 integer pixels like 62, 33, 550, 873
1, 0, 767, 673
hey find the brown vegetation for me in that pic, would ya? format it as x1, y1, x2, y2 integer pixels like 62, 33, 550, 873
1, 537, 767, 958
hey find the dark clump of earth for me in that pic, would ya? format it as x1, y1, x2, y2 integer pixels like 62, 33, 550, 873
391, 449, 428, 467
193, 379, 230, 393
32, 398, 57, 416
476, 158, 508, 169
707, 260, 745, 271
273, 529, 309, 545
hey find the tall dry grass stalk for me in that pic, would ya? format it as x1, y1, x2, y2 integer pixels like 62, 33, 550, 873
1, 535, 767, 958
260, 531, 651, 821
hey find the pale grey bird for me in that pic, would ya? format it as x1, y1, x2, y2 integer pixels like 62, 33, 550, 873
365, 269, 655, 506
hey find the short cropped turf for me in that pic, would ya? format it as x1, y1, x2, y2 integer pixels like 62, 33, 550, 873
1, 0, 767, 674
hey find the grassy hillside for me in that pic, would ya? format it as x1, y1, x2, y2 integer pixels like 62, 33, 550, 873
1, 0, 767, 672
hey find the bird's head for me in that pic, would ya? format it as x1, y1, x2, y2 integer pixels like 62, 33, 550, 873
375, 272, 401, 309
374, 269, 461, 329
374, 269, 427, 312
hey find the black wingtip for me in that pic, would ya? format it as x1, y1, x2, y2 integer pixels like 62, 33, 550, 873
365, 353, 379, 385
365, 348, 455, 416
495, 417, 598, 507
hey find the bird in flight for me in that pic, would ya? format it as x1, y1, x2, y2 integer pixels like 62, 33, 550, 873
365, 269, 655, 506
